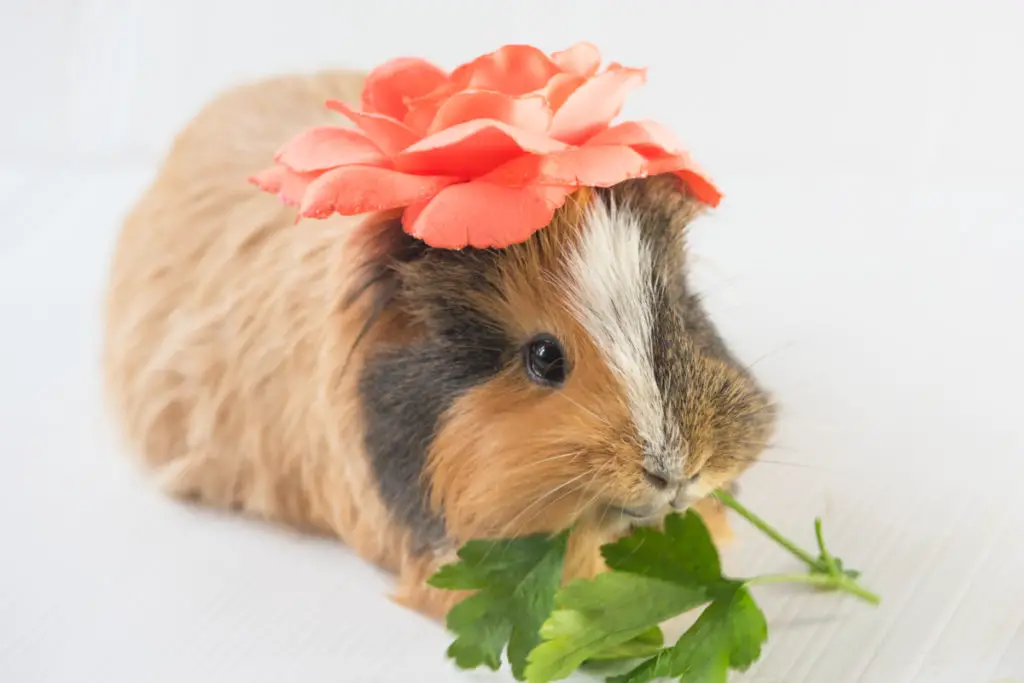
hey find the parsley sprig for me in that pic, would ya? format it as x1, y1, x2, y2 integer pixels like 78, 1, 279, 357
428, 489, 880, 683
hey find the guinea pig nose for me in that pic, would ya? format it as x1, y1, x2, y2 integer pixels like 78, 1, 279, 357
669, 487, 692, 510
641, 455, 683, 491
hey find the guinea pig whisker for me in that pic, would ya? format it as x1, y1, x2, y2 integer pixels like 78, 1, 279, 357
568, 466, 611, 521
505, 459, 619, 540
580, 460, 632, 523
530, 450, 585, 468
497, 470, 591, 539
733, 440, 803, 455
501, 484, 585, 542
742, 341, 798, 372
726, 447, 819, 469
480, 473, 591, 565
619, 433, 645, 452
555, 392, 612, 429
739, 457, 818, 469
549, 465, 615, 521
578, 481, 615, 529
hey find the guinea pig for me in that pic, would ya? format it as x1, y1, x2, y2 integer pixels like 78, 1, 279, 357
103, 68, 776, 619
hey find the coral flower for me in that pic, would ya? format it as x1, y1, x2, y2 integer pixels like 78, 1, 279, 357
251, 42, 722, 250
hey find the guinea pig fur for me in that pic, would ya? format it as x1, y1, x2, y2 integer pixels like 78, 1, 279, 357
103, 69, 777, 619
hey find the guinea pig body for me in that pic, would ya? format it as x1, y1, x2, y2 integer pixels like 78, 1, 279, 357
103, 69, 775, 619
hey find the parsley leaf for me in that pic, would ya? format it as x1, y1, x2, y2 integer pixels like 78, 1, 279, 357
430, 493, 879, 683
583, 627, 665, 663
527, 510, 744, 683
427, 530, 570, 680
525, 572, 709, 682
609, 586, 768, 683
600, 510, 725, 587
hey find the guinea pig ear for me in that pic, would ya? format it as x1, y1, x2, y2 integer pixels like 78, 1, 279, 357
601, 174, 708, 243
342, 214, 428, 311
336, 215, 432, 373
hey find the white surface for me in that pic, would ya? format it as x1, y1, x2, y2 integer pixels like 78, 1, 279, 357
2, 2, 1023, 683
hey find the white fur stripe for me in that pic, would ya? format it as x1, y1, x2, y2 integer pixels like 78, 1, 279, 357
563, 198, 667, 453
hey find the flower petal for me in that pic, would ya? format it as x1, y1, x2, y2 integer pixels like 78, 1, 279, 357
529, 183, 579, 208
535, 73, 586, 113
274, 126, 389, 173
549, 66, 647, 145
402, 181, 572, 249
450, 44, 561, 96
395, 120, 568, 177
325, 99, 419, 156
428, 91, 552, 135
551, 42, 602, 78
403, 100, 443, 136
584, 120, 682, 158
361, 57, 450, 119
674, 169, 723, 207
401, 80, 462, 134
480, 145, 648, 188
646, 153, 723, 207
249, 165, 321, 207
299, 165, 460, 218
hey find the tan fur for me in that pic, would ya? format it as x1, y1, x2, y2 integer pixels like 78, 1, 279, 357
103, 69, 738, 620
103, 69, 418, 575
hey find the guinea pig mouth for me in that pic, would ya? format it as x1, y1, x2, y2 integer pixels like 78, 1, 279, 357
605, 503, 665, 522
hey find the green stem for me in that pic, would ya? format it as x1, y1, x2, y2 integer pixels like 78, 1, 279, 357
747, 573, 837, 587
814, 518, 840, 575
713, 489, 881, 606
746, 573, 881, 605
711, 490, 820, 570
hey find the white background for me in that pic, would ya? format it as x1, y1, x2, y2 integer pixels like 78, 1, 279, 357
2, 2, 1023, 682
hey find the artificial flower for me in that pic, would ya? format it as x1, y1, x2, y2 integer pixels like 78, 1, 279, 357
251, 42, 721, 250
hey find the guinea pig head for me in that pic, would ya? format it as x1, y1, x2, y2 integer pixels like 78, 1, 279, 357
355, 175, 776, 550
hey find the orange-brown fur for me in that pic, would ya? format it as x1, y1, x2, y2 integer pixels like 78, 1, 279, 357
103, 69, 740, 620
426, 197, 635, 541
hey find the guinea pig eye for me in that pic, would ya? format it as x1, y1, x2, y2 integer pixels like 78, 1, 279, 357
524, 334, 568, 387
